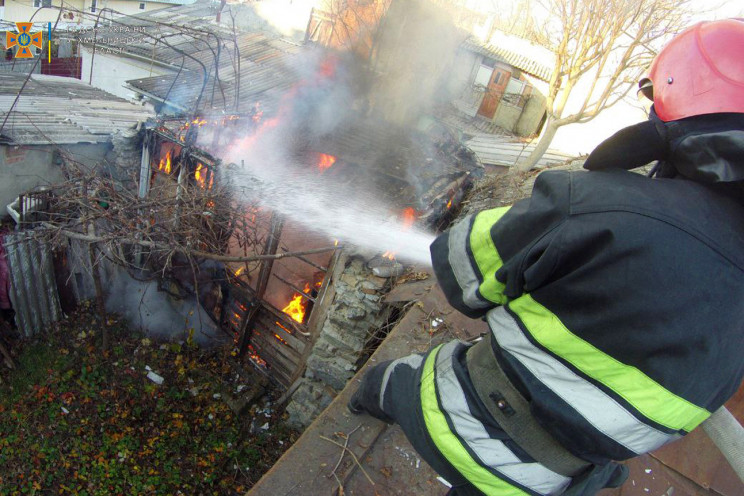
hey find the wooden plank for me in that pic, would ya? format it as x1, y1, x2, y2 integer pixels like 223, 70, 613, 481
255, 312, 307, 353
250, 334, 296, 382
252, 324, 303, 367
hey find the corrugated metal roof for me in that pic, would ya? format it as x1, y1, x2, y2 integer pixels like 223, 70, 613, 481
126, 30, 303, 114
462, 35, 554, 82
73, 3, 242, 70
0, 74, 153, 145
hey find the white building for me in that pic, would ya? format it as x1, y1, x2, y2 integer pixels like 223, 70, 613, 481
1, 0, 195, 25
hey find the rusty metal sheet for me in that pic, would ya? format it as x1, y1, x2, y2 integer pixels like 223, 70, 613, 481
650, 384, 744, 496
608, 455, 709, 496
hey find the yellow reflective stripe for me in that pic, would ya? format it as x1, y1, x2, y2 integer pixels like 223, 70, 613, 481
470, 207, 510, 305
420, 345, 528, 496
510, 295, 711, 432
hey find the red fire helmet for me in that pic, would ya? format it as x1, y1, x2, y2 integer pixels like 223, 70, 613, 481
639, 18, 744, 122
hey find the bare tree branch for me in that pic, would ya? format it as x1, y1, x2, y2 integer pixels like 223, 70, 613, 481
512, 0, 696, 172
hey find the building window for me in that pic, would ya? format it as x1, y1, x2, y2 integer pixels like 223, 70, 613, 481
139, 2, 145, 9
90, 0, 96, 12
503, 77, 529, 108
474, 65, 492, 87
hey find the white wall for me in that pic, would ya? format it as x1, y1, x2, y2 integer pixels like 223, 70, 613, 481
3, 0, 185, 24
3, 0, 85, 24
80, 45, 171, 100
0, 142, 111, 216
0, 145, 59, 212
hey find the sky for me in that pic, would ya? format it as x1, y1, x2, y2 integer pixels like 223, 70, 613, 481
546, 0, 744, 155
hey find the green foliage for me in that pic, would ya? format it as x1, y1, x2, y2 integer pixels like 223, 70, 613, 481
0, 310, 297, 494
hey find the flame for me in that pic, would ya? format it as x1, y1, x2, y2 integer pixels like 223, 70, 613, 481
252, 102, 264, 123
382, 251, 396, 260
275, 321, 292, 334
194, 163, 212, 189
247, 345, 267, 367
235, 267, 244, 276
317, 153, 337, 172
446, 198, 453, 209
401, 207, 417, 230
334, 239, 339, 247
192, 118, 207, 127
282, 283, 311, 324
158, 150, 172, 174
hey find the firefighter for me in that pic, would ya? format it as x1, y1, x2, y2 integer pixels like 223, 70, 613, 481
349, 18, 744, 495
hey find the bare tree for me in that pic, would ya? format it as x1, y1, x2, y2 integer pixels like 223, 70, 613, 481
513, 0, 694, 172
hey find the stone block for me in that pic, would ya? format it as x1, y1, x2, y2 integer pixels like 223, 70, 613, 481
320, 323, 367, 353
306, 355, 354, 391
285, 379, 336, 428
340, 273, 360, 288
345, 306, 367, 320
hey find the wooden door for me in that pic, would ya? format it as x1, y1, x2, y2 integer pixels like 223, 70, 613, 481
477, 68, 511, 119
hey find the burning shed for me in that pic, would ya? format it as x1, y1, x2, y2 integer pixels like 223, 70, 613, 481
135, 101, 481, 392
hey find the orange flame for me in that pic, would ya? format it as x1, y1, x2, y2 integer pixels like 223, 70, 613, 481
282, 283, 311, 323
247, 345, 267, 367
382, 251, 396, 260
401, 207, 417, 230
235, 267, 245, 276
317, 153, 337, 172
158, 150, 172, 174
446, 198, 453, 209
194, 163, 213, 189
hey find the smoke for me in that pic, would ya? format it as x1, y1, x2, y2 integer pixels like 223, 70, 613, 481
217, 52, 429, 264
214, 1, 467, 265
369, 0, 466, 125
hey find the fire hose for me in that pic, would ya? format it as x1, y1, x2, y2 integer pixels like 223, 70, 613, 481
701, 406, 744, 483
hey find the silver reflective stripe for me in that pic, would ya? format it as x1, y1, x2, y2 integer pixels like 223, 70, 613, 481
488, 307, 679, 454
379, 354, 425, 412
434, 340, 572, 495
447, 215, 491, 312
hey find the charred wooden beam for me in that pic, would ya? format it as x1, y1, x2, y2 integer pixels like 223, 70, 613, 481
237, 213, 284, 356
271, 273, 316, 303
261, 303, 310, 337
287, 252, 327, 273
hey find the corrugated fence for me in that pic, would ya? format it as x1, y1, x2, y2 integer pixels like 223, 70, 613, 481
4, 232, 62, 337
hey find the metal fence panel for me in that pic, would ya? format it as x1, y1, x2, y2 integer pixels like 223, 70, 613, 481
4, 232, 62, 337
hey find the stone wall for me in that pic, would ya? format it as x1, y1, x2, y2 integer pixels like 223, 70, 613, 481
285, 257, 391, 428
